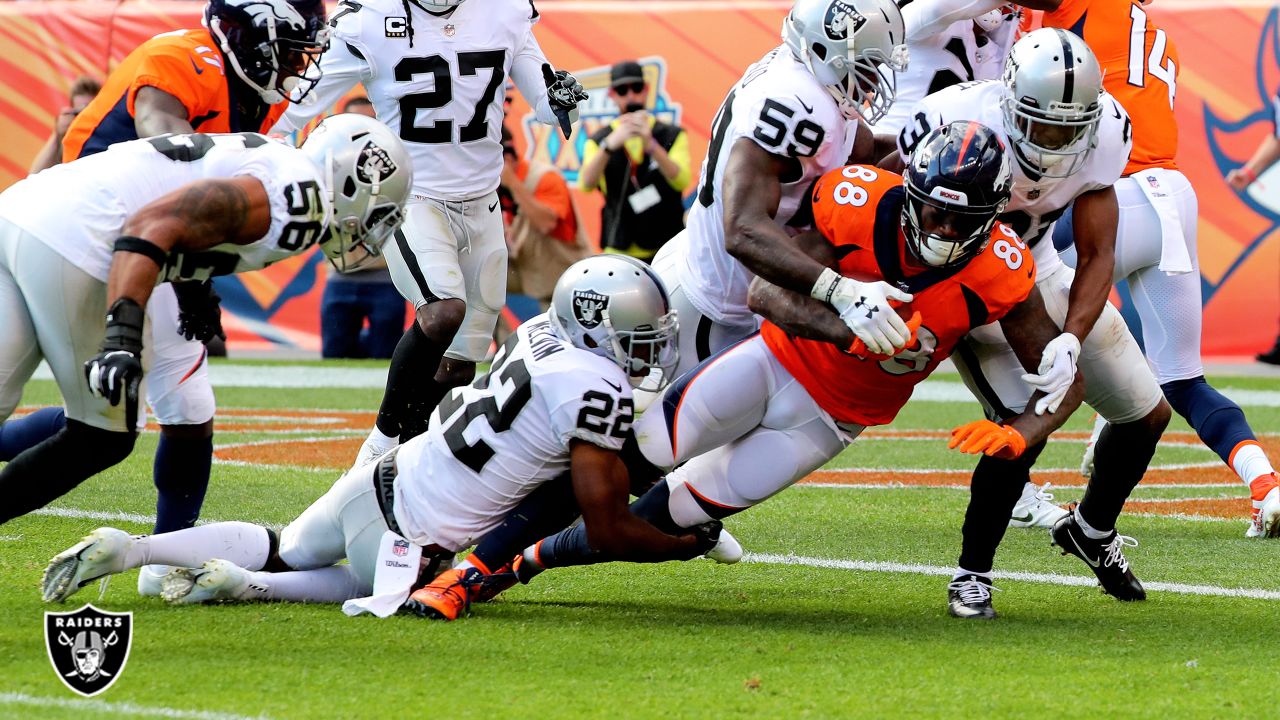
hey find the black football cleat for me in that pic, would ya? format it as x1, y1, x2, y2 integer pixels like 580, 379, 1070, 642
1051, 514, 1146, 601
947, 574, 999, 619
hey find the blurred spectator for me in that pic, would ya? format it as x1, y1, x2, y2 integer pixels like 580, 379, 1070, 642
579, 60, 691, 262
1232, 86, 1280, 364
320, 96, 407, 359
28, 76, 100, 174
501, 123, 588, 306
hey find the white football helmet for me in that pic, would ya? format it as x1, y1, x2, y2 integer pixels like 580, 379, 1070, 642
300, 114, 413, 272
548, 255, 679, 388
1000, 28, 1105, 178
781, 0, 908, 122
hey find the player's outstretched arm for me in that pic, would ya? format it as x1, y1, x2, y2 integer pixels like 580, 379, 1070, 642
107, 177, 271, 310
722, 139, 834, 294
569, 442, 711, 562
1000, 285, 1085, 445
1062, 186, 1118, 344
746, 229, 854, 347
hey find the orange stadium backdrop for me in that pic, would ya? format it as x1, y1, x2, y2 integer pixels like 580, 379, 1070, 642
1, 0, 1278, 357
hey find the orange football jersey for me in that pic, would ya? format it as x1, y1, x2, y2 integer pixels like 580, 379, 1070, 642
62, 28, 288, 161
761, 165, 1036, 426
1042, 0, 1179, 175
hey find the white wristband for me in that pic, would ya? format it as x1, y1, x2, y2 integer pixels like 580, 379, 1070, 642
810, 267, 842, 305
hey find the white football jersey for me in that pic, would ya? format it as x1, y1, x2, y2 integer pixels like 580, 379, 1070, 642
0, 133, 329, 283
872, 19, 979, 137
973, 13, 1019, 81
897, 80, 1131, 276
677, 46, 858, 325
392, 314, 634, 551
275, 0, 555, 201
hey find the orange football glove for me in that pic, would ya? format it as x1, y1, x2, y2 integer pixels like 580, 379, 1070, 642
948, 420, 1027, 460
845, 311, 923, 359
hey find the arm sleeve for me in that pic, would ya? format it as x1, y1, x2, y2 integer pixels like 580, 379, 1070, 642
510, 24, 560, 127
904, 0, 1004, 42
272, 39, 368, 133
663, 128, 693, 193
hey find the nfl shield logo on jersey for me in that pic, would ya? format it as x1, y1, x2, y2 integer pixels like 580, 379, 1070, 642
824, 0, 865, 41
573, 289, 609, 329
45, 604, 133, 697
392, 539, 410, 557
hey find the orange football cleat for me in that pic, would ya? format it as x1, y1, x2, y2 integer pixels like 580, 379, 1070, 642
403, 567, 484, 621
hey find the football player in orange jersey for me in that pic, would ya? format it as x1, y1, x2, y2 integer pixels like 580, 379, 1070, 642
1045, 0, 1280, 537
509, 123, 1098, 620
0, 0, 331, 595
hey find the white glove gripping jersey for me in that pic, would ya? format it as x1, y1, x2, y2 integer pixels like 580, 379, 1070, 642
897, 80, 1132, 276
274, 0, 557, 201
873, 0, 1007, 136
0, 133, 330, 283
392, 314, 634, 551
678, 46, 858, 326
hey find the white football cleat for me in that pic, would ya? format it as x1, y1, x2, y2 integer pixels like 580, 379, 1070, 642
42, 528, 135, 603
137, 564, 171, 596
350, 428, 398, 472
1080, 414, 1106, 478
162, 560, 257, 604
1247, 486, 1280, 539
705, 527, 743, 564
1008, 482, 1069, 529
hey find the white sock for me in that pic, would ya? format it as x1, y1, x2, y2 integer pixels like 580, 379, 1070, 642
953, 567, 991, 582
1230, 441, 1274, 488
1073, 508, 1111, 539
254, 566, 367, 603
366, 426, 398, 448
125, 522, 272, 571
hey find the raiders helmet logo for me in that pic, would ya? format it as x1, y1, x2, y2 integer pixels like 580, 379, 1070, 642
45, 604, 133, 697
356, 142, 398, 185
572, 289, 609, 329
824, 0, 865, 41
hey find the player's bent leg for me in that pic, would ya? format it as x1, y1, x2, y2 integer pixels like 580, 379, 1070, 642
0, 420, 135, 526
0, 406, 65, 462
42, 520, 274, 603
634, 335, 774, 470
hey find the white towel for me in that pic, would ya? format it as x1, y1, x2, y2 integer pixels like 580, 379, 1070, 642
342, 531, 422, 618
1132, 169, 1193, 275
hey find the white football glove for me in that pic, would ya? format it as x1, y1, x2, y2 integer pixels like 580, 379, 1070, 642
811, 268, 914, 356
1021, 332, 1081, 415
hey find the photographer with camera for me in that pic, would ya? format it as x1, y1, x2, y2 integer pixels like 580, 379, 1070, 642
579, 60, 691, 262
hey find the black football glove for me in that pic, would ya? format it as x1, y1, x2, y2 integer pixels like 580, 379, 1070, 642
84, 297, 145, 431
541, 63, 587, 139
172, 280, 225, 344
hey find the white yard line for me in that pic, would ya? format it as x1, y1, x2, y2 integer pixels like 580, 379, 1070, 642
796, 481, 1242, 492
0, 692, 269, 720
743, 553, 1280, 600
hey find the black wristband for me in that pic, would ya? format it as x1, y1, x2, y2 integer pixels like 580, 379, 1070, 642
113, 236, 168, 267
102, 297, 145, 354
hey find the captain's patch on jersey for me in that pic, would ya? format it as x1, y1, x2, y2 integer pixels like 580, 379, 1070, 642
572, 289, 609, 329
385, 17, 407, 38
356, 142, 398, 184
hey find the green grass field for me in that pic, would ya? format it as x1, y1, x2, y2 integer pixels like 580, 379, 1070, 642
2, 362, 1279, 719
